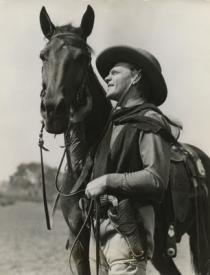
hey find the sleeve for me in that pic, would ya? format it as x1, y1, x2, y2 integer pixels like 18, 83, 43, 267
69, 122, 87, 176
106, 128, 171, 203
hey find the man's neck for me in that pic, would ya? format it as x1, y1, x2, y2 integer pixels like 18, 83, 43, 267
120, 97, 146, 108
116, 85, 147, 108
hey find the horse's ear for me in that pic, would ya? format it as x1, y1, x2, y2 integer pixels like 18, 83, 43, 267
40, 6, 55, 40
80, 5, 95, 39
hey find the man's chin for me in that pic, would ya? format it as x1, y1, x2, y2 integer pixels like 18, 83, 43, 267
106, 91, 117, 101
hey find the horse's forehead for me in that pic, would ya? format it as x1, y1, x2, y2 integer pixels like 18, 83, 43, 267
47, 36, 86, 54
48, 38, 65, 50
40, 39, 62, 55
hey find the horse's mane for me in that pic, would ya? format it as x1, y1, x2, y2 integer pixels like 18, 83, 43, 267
53, 24, 93, 52
85, 65, 112, 147
54, 24, 82, 36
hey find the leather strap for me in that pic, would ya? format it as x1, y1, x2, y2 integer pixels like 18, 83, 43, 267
38, 121, 51, 230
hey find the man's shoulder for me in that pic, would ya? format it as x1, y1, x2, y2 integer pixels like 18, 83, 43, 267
142, 109, 182, 140
143, 109, 171, 130
129, 108, 174, 139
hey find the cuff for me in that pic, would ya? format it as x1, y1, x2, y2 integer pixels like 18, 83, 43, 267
106, 173, 126, 195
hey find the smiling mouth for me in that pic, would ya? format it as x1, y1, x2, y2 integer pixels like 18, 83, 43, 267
108, 84, 114, 88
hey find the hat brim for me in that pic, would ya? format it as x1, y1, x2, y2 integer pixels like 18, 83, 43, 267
96, 46, 167, 106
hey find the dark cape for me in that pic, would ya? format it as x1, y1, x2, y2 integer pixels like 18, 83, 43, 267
92, 103, 176, 182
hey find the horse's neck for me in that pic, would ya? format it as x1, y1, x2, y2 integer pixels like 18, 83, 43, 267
85, 66, 112, 147
87, 66, 105, 95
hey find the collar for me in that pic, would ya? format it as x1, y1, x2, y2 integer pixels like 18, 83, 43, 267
111, 102, 158, 122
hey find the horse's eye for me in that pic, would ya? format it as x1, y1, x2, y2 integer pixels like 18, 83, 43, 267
40, 52, 47, 62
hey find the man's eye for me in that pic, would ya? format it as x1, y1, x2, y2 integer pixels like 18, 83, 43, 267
111, 71, 118, 75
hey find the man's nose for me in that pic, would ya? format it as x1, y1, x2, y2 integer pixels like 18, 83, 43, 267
105, 74, 111, 84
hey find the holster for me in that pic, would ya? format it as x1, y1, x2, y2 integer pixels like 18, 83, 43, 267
108, 199, 145, 259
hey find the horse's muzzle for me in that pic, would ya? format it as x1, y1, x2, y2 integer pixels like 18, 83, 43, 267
40, 97, 68, 134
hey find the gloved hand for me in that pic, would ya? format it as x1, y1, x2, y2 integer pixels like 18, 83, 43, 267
70, 89, 92, 123
85, 175, 108, 199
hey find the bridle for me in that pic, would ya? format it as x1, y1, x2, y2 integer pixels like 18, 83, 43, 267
38, 32, 92, 230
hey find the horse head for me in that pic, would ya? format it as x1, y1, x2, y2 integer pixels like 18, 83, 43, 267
39, 5, 96, 134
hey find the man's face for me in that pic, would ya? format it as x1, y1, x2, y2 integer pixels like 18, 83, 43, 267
105, 63, 135, 101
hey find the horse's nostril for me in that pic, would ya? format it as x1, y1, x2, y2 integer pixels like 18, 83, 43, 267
41, 100, 46, 112
41, 98, 65, 118
42, 82, 47, 90
41, 101, 55, 117
55, 99, 66, 116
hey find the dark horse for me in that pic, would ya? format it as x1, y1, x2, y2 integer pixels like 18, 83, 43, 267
39, 5, 210, 275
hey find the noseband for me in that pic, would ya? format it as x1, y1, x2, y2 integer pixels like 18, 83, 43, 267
39, 32, 92, 229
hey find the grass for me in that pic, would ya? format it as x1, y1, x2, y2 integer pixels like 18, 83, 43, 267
0, 201, 194, 275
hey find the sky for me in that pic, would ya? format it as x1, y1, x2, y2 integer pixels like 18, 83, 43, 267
0, 0, 210, 182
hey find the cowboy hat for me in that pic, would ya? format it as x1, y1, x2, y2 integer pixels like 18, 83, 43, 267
96, 46, 167, 106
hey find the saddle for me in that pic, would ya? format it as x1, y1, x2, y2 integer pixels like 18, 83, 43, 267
163, 143, 207, 256
169, 143, 206, 223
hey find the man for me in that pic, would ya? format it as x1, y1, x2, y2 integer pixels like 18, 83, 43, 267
82, 46, 177, 275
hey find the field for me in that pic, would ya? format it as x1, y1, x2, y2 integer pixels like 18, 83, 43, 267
0, 202, 194, 275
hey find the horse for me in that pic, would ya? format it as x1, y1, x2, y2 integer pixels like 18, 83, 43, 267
39, 5, 210, 275
39, 5, 111, 274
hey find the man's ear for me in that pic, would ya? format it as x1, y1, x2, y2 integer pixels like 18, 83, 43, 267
40, 6, 55, 40
80, 5, 95, 39
132, 70, 142, 85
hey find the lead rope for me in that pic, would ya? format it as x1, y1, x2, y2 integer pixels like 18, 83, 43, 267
38, 120, 51, 230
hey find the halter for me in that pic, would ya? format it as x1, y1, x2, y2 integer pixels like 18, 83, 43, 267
39, 31, 92, 230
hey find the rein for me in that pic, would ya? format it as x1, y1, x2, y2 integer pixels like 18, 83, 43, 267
38, 120, 51, 230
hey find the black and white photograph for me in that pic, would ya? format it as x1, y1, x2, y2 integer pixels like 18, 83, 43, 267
0, 0, 210, 274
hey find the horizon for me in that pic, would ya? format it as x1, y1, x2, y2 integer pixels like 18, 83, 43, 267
0, 0, 210, 181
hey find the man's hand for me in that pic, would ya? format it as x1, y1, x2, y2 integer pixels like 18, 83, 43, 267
85, 175, 108, 199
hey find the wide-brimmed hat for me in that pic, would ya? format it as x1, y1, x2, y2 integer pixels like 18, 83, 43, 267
96, 46, 167, 106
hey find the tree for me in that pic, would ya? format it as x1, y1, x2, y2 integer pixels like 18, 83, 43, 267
7, 162, 61, 202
